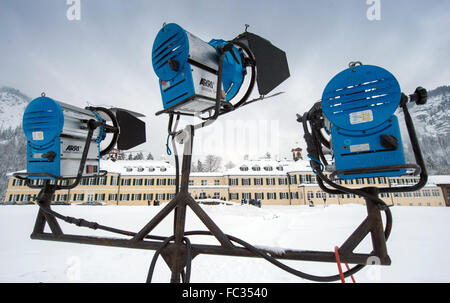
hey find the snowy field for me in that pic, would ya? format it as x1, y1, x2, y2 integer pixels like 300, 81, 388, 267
0, 203, 449, 283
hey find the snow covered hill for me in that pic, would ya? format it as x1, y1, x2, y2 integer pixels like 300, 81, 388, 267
0, 87, 30, 130
0, 87, 30, 200
0, 204, 449, 283
399, 86, 450, 174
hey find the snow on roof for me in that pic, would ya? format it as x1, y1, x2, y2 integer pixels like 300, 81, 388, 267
224, 158, 312, 176
101, 158, 313, 177
100, 159, 175, 176
428, 175, 450, 185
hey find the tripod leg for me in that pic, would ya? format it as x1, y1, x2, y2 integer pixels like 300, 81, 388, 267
186, 196, 234, 248
170, 195, 188, 283
131, 195, 181, 242
33, 184, 63, 237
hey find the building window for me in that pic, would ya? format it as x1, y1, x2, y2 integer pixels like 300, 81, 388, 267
279, 192, 289, 199
356, 178, 365, 185
120, 194, 130, 201
289, 175, 298, 185
315, 191, 326, 199
73, 193, 85, 201
254, 178, 263, 186
145, 178, 155, 186
110, 176, 119, 186
131, 194, 142, 201
290, 192, 299, 199
266, 178, 275, 186
189, 180, 194, 186
267, 192, 276, 200
255, 193, 264, 200
133, 179, 143, 186
155, 193, 165, 200
98, 176, 107, 185
168, 179, 176, 186
276, 166, 284, 171
143, 193, 154, 201
157, 179, 167, 186
108, 194, 117, 201
307, 191, 314, 200
303, 175, 315, 184
413, 191, 421, 197
240, 166, 248, 171
367, 178, 376, 185
201, 180, 208, 186
229, 178, 238, 186
121, 179, 132, 186
263, 166, 273, 171
422, 190, 431, 197
252, 166, 261, 171
278, 178, 287, 185
242, 193, 251, 200
214, 180, 220, 186
432, 189, 441, 197
242, 178, 251, 186
167, 193, 176, 200
378, 177, 387, 184
213, 192, 220, 199
229, 193, 239, 200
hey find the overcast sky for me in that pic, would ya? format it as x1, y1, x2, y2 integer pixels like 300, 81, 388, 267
1, 0, 449, 164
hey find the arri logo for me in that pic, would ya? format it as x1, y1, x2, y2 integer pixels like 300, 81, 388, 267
65, 145, 82, 152
199, 78, 214, 89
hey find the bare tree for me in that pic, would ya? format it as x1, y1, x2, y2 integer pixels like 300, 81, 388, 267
204, 155, 222, 172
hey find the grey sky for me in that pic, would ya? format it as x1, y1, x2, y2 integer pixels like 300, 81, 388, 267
1, 0, 449, 163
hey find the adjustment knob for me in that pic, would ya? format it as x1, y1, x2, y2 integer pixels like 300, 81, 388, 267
409, 87, 427, 105
380, 134, 399, 150
168, 58, 179, 72
42, 151, 56, 162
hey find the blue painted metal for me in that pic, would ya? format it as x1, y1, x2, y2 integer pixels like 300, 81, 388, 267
208, 39, 245, 101
23, 97, 64, 178
322, 65, 406, 179
152, 23, 193, 110
151, 23, 245, 111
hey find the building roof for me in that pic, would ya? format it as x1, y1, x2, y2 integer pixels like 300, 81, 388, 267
428, 175, 450, 186
100, 158, 313, 177
224, 159, 312, 176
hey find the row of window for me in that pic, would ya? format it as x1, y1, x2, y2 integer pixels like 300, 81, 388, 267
10, 175, 422, 188
229, 192, 299, 200
7, 188, 443, 204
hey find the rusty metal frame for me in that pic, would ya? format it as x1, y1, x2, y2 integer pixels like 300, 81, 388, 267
28, 125, 395, 283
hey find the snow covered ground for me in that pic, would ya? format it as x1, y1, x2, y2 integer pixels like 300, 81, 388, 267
0, 203, 449, 283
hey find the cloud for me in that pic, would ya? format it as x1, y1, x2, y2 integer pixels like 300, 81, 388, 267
0, 0, 449, 163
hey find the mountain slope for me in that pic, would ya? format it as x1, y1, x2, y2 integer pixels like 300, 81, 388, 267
0, 87, 30, 200
399, 85, 450, 174
0, 87, 30, 130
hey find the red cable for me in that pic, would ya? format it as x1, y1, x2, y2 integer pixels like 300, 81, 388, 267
334, 246, 356, 283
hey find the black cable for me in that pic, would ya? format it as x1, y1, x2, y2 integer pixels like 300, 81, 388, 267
36, 196, 391, 283
146, 235, 192, 283
182, 222, 392, 283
